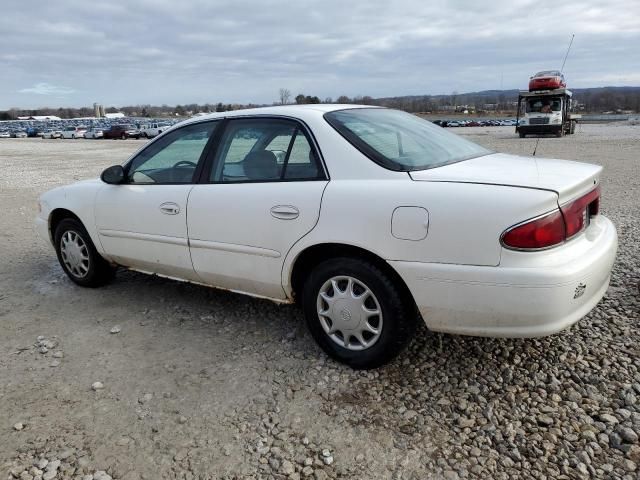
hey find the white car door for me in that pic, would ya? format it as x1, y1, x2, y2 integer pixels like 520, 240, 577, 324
187, 117, 328, 299
94, 120, 219, 280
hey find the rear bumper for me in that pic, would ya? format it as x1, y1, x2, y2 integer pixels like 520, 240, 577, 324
390, 215, 617, 337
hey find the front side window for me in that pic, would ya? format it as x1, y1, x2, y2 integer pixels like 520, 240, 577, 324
325, 108, 491, 171
210, 118, 322, 182
126, 121, 217, 184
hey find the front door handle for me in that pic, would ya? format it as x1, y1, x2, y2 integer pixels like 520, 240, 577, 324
270, 205, 299, 220
159, 202, 180, 215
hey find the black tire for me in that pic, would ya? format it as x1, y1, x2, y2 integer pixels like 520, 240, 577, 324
519, 131, 526, 138
302, 257, 417, 369
54, 218, 115, 287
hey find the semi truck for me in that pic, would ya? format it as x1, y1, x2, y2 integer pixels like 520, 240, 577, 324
515, 88, 580, 138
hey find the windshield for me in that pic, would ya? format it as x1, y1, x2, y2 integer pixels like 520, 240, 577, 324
534, 70, 561, 77
526, 97, 562, 113
324, 108, 491, 171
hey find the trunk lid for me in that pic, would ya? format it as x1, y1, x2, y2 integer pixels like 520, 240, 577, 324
409, 153, 601, 204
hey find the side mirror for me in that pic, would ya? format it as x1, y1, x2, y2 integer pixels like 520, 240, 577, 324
101, 165, 125, 184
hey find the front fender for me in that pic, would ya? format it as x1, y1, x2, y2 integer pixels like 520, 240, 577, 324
38, 179, 106, 255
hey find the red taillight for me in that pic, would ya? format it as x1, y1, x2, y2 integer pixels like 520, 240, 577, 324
502, 210, 566, 249
502, 187, 600, 250
561, 186, 600, 239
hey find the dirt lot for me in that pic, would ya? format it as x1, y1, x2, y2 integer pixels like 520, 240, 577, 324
1, 125, 639, 480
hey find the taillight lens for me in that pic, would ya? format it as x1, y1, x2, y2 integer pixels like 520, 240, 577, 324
561, 186, 600, 239
502, 210, 566, 249
502, 187, 600, 250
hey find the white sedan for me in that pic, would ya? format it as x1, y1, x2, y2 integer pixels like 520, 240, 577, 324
84, 128, 104, 139
35, 105, 617, 368
61, 126, 87, 139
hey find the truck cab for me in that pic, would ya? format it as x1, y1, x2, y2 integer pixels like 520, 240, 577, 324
516, 89, 579, 138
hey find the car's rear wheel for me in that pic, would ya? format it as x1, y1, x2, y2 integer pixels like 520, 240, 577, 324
302, 257, 416, 369
54, 218, 115, 287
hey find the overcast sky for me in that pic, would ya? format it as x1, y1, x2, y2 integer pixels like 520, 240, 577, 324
2, 0, 639, 109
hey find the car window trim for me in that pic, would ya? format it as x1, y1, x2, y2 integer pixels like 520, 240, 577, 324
199, 115, 329, 185
122, 119, 221, 186
280, 127, 298, 180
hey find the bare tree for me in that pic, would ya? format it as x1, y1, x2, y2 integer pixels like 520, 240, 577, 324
279, 88, 291, 105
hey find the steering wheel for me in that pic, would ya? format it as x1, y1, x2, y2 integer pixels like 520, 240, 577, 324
173, 160, 197, 169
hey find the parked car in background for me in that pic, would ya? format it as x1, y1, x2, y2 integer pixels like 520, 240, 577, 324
26, 127, 41, 138
139, 122, 171, 138
10, 131, 27, 138
84, 128, 104, 139
42, 130, 62, 139
35, 105, 617, 368
61, 126, 87, 139
529, 70, 566, 91
103, 124, 140, 139
0, 131, 10, 138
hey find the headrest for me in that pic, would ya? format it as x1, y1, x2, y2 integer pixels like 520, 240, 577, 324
243, 150, 278, 180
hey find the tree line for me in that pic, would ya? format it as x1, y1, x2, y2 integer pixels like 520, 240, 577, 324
2, 86, 638, 120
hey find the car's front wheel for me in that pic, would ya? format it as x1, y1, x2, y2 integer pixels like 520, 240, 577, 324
54, 218, 115, 287
302, 257, 417, 369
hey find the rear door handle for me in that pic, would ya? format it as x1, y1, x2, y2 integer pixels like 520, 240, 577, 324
159, 202, 180, 215
270, 205, 299, 220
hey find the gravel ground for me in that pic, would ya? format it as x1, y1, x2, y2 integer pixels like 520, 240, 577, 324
1, 125, 639, 480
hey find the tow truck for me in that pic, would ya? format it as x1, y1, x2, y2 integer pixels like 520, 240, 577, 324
515, 88, 580, 138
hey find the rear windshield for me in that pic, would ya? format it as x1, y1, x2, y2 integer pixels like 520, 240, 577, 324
324, 108, 491, 171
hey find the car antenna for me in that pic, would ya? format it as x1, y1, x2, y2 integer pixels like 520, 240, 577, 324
532, 33, 575, 158
560, 34, 575, 74
532, 136, 541, 156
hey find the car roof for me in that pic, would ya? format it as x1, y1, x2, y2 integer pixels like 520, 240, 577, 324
535, 70, 562, 76
179, 104, 380, 127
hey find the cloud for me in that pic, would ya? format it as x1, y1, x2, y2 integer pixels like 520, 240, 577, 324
1, 0, 639, 108
18, 83, 75, 96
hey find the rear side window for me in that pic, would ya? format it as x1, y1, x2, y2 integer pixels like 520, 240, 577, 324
325, 108, 491, 171
210, 118, 323, 183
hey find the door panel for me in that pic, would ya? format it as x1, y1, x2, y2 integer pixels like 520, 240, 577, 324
95, 184, 198, 280
188, 181, 327, 299
94, 120, 218, 280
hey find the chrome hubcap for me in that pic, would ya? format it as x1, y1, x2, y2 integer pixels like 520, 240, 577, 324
316, 276, 383, 351
60, 231, 90, 278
